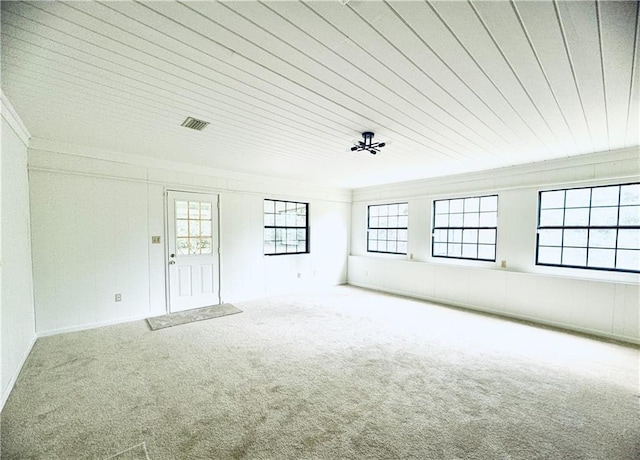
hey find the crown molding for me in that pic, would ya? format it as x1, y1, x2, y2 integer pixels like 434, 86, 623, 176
1, 91, 31, 147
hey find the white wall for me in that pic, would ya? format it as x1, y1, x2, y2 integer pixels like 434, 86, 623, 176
28, 142, 350, 335
1, 97, 36, 410
349, 148, 640, 344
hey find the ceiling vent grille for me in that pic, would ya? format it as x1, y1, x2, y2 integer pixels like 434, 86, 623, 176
181, 117, 210, 131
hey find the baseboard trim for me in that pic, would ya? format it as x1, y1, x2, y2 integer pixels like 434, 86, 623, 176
37, 314, 151, 338
1, 333, 38, 413
347, 282, 640, 346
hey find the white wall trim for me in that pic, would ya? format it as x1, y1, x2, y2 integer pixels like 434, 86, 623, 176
1, 92, 31, 147
347, 282, 639, 346
352, 146, 640, 203
28, 138, 351, 201
0, 333, 37, 413
36, 314, 152, 338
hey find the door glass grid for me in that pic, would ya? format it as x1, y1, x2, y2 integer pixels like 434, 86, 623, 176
537, 183, 640, 272
176, 200, 213, 255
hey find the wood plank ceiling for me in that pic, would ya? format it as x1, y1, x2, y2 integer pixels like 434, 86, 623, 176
1, 1, 638, 189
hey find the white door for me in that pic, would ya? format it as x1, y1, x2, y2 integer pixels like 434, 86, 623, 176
167, 191, 220, 313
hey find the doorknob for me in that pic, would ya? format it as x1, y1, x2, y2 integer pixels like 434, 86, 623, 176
169, 260, 176, 265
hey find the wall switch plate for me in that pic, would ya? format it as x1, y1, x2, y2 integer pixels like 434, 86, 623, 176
151, 236, 161, 244
115, 293, 122, 302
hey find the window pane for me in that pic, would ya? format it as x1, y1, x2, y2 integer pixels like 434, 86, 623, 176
388, 216, 398, 227
449, 213, 463, 227
462, 244, 478, 259
589, 229, 616, 248
464, 197, 480, 212
563, 229, 587, 247
479, 211, 497, 227
619, 206, 640, 226
562, 248, 587, 266
264, 200, 274, 213
463, 229, 478, 244
388, 241, 398, 253
200, 238, 212, 254
540, 209, 563, 226
377, 240, 387, 252
448, 229, 462, 243
448, 243, 462, 257
264, 213, 275, 226
434, 214, 448, 227
176, 238, 189, 255
399, 203, 409, 215
590, 207, 618, 226
370, 206, 380, 217
435, 200, 449, 214
264, 228, 275, 243
587, 248, 615, 268
378, 205, 389, 217
189, 221, 200, 237
188, 239, 199, 255
478, 244, 495, 260
286, 211, 297, 227
480, 195, 498, 212
388, 229, 397, 241
201, 202, 212, 220
450, 199, 464, 213
201, 220, 212, 237
463, 212, 479, 227
275, 212, 286, 226
398, 216, 408, 227
564, 208, 589, 226
176, 201, 188, 219
368, 240, 378, 251
435, 229, 447, 242
539, 229, 562, 246
433, 243, 447, 256
620, 184, 640, 205
296, 214, 306, 227
618, 229, 640, 249
370, 217, 380, 228
176, 220, 188, 237
276, 201, 286, 213
478, 229, 496, 244
397, 242, 407, 254
617, 250, 640, 271
565, 188, 590, 208
538, 246, 561, 264
297, 229, 306, 241
189, 202, 200, 219
388, 203, 399, 216
378, 229, 387, 240
297, 241, 307, 253
592, 186, 619, 207
541, 190, 564, 209
379, 216, 388, 227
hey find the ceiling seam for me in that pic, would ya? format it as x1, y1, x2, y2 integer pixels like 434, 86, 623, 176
510, 0, 580, 150
468, 0, 566, 154
238, 0, 500, 157
595, 0, 610, 151
552, 0, 596, 153
623, 2, 639, 147
426, 1, 551, 157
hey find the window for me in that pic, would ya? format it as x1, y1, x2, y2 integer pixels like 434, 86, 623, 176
432, 195, 498, 261
367, 203, 408, 254
536, 183, 640, 273
175, 200, 213, 255
264, 199, 309, 255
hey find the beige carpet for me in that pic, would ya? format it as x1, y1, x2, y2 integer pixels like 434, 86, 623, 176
1, 286, 638, 459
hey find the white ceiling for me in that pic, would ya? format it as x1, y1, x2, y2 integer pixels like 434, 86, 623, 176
1, 1, 638, 189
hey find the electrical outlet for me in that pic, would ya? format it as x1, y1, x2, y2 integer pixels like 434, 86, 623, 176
501, 260, 507, 268
115, 293, 122, 302
297, 272, 301, 279
151, 236, 161, 244
409, 253, 414, 260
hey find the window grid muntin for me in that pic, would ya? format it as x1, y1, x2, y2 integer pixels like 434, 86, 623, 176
264, 199, 309, 255
367, 203, 408, 255
175, 200, 213, 255
536, 183, 640, 273
432, 195, 498, 262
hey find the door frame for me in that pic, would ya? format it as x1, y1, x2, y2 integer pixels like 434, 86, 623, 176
164, 188, 222, 313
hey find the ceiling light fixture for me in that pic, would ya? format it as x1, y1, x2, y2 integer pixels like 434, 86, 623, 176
350, 131, 386, 155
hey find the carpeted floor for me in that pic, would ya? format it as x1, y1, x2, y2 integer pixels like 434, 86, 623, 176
1, 286, 639, 459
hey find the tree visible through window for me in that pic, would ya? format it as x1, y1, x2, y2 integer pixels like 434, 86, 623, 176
536, 183, 640, 272
264, 199, 309, 255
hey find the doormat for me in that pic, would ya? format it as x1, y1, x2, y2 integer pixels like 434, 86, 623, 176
104, 442, 151, 460
146, 303, 242, 330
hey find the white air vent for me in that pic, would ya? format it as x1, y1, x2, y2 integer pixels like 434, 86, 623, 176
181, 117, 210, 131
